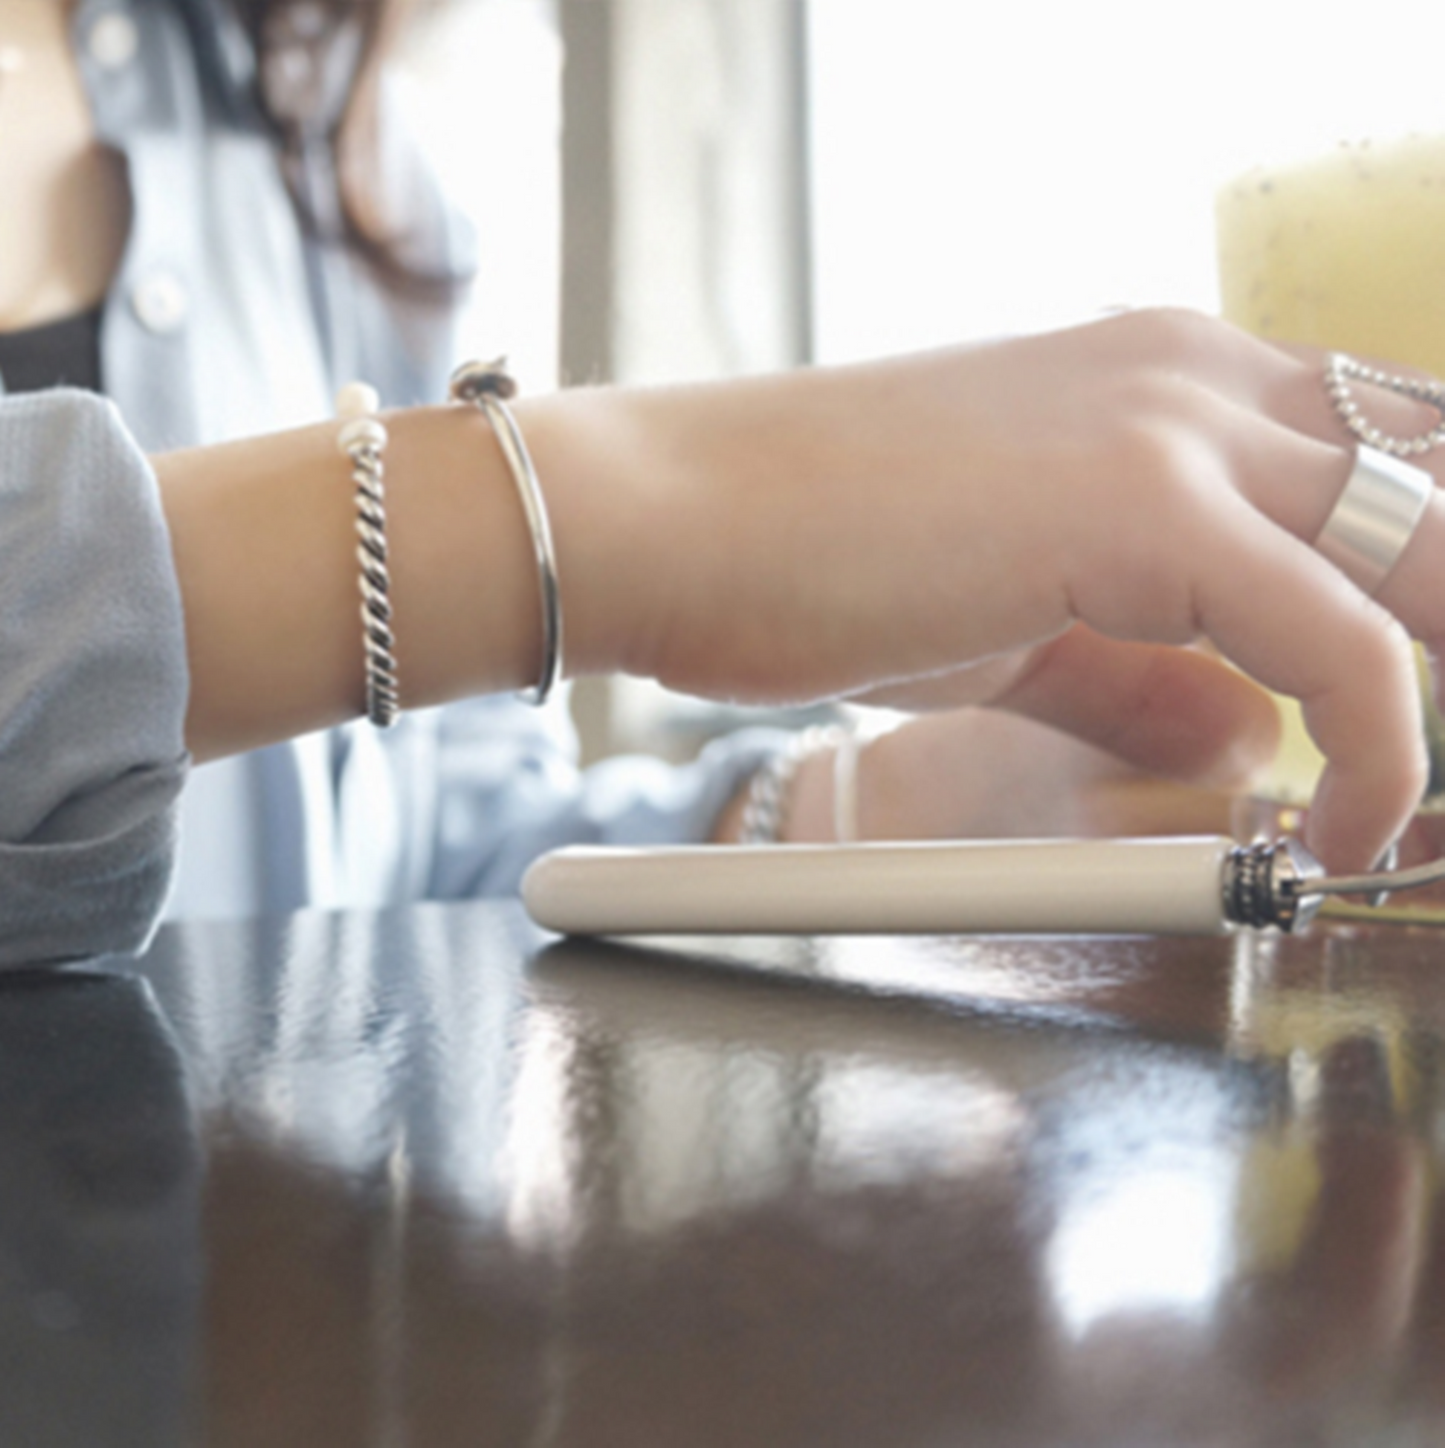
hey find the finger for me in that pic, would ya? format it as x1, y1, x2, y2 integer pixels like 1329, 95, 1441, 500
1023, 318, 1429, 866
1207, 393, 1445, 710
1097, 318, 1445, 563
1174, 490, 1426, 872
1104, 313, 1445, 450
1264, 336, 1445, 449
992, 627, 1280, 789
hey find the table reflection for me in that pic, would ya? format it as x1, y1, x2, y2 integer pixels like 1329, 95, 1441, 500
4, 906, 1443, 1443
0, 970, 199, 1448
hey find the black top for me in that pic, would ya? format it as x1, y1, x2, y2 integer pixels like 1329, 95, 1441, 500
0, 306, 104, 394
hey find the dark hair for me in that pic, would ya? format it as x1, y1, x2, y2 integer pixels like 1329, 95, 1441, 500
180, 0, 461, 297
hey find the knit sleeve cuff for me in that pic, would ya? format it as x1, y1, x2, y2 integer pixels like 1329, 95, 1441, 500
0, 391, 189, 966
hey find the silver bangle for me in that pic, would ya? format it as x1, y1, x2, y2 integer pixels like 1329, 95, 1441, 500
449, 359, 562, 707
336, 382, 400, 728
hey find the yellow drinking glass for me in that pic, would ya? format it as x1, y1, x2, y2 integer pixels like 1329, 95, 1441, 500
1217, 135, 1445, 918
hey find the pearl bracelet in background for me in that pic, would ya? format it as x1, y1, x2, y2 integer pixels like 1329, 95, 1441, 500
739, 724, 862, 844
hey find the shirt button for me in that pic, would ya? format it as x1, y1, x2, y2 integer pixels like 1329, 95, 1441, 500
88, 11, 139, 71
131, 272, 189, 335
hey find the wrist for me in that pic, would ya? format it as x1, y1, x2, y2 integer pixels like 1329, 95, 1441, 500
527, 372, 835, 700
375, 404, 545, 704
512, 387, 685, 682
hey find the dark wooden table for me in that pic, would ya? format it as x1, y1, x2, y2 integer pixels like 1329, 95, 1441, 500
6, 903, 1445, 1445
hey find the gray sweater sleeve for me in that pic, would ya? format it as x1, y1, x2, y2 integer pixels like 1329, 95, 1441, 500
0, 391, 189, 967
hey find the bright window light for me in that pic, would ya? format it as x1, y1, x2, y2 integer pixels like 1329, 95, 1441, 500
808, 0, 1445, 362
396, 0, 562, 393
1047, 1164, 1233, 1335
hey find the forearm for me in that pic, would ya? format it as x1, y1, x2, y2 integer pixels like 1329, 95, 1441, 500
155, 392, 657, 762
159, 353, 1077, 763
152, 310, 1445, 872
157, 366, 890, 763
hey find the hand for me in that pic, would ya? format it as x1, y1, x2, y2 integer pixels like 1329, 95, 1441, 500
850, 627, 1282, 793
775, 632, 1278, 847
160, 307, 1441, 873
772, 706, 1240, 849
548, 309, 1442, 870
792, 626, 1282, 846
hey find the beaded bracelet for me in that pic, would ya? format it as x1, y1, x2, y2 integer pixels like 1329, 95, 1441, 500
1324, 352, 1445, 458
739, 725, 861, 844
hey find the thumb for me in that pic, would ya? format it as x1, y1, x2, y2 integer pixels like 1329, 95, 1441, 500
993, 626, 1281, 789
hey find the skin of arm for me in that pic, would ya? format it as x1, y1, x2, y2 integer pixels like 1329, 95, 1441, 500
0, 0, 127, 329
158, 309, 1445, 874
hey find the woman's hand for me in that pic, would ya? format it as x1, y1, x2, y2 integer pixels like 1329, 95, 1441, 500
759, 633, 1277, 847
532, 309, 1443, 871
161, 307, 1442, 874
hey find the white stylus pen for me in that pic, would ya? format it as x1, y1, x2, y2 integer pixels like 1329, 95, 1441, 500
522, 836, 1335, 938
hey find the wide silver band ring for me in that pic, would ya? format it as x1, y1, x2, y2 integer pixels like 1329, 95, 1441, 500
1315, 444, 1433, 595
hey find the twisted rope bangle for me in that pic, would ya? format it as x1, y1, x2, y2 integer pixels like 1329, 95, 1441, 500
449, 359, 562, 707
336, 382, 400, 728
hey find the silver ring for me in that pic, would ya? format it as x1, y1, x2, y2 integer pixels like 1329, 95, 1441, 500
1315, 444, 1432, 595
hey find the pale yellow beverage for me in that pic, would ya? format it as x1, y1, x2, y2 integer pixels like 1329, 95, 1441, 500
1218, 135, 1445, 812
1219, 134, 1445, 378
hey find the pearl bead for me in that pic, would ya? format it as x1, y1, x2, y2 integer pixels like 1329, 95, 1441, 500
336, 382, 381, 421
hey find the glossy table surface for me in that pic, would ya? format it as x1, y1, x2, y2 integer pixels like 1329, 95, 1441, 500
9, 905, 1445, 1445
